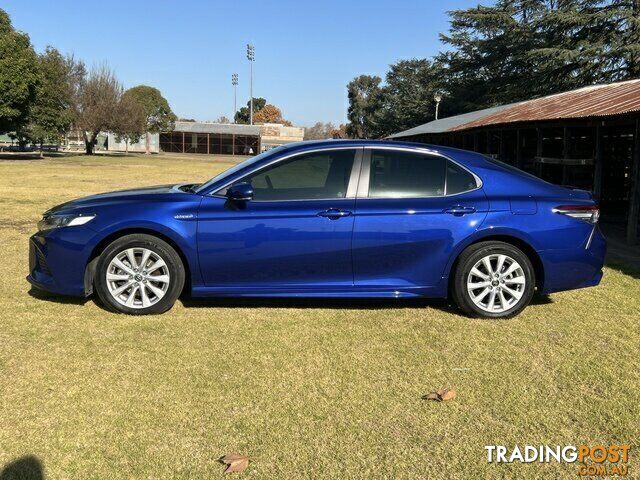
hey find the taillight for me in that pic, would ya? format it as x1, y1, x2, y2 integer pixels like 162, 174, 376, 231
553, 205, 600, 224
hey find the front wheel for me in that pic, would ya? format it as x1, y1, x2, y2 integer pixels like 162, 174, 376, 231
452, 241, 535, 318
94, 234, 185, 315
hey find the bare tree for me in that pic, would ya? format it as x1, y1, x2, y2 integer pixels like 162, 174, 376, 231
304, 122, 337, 140
71, 65, 123, 154
331, 124, 349, 139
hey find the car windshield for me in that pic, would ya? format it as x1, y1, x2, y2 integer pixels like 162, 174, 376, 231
194, 146, 285, 193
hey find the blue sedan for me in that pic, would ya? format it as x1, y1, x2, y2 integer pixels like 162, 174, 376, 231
28, 140, 606, 317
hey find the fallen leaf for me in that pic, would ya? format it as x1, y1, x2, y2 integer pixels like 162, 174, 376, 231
220, 453, 249, 474
422, 388, 456, 402
439, 389, 456, 401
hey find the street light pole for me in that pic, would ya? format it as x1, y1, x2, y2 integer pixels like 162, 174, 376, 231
246, 44, 255, 125
434, 92, 443, 120
232, 73, 238, 123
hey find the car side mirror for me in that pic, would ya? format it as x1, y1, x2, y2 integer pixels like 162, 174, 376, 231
226, 182, 254, 201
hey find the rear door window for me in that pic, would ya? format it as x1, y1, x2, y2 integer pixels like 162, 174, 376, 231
368, 150, 446, 198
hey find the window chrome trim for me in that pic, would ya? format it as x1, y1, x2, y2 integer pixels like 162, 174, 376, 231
357, 145, 483, 199
210, 146, 364, 202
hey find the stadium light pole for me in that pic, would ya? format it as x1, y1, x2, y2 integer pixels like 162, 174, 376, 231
232, 73, 238, 123
246, 44, 255, 125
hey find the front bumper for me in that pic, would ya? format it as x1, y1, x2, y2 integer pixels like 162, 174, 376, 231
27, 228, 98, 297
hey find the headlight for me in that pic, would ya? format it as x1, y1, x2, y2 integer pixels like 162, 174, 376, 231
37, 214, 96, 232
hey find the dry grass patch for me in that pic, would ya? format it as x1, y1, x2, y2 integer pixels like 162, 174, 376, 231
0, 154, 638, 479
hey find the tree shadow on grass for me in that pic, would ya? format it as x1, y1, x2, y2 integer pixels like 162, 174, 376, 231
28, 287, 88, 306
0, 455, 44, 480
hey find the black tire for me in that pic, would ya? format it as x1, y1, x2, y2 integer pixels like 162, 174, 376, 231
94, 234, 185, 315
452, 241, 535, 319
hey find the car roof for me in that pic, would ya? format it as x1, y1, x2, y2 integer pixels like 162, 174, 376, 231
279, 140, 559, 194
276, 138, 480, 160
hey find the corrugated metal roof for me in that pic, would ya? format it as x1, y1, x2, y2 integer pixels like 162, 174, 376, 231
388, 102, 522, 138
173, 121, 261, 135
452, 79, 640, 131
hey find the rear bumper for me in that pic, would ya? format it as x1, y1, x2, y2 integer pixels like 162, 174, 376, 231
539, 225, 606, 294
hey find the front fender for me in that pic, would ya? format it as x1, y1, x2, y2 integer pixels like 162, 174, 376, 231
86, 218, 202, 293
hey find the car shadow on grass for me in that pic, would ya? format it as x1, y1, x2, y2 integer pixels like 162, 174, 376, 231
0, 455, 44, 480
181, 294, 554, 312
180, 296, 459, 312
27, 286, 555, 314
28, 287, 89, 306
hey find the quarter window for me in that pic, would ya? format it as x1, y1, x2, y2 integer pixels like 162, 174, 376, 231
236, 149, 356, 201
368, 150, 446, 198
446, 160, 478, 194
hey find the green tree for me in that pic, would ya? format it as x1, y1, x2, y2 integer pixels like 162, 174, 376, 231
0, 9, 39, 138
112, 93, 146, 153
621, 0, 640, 77
438, 0, 640, 114
123, 85, 175, 154
234, 97, 266, 124
346, 75, 384, 138
530, 0, 639, 86
437, 2, 538, 114
347, 0, 640, 134
381, 59, 444, 134
25, 48, 82, 147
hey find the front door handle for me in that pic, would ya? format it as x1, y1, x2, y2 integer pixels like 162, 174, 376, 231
317, 208, 352, 220
444, 205, 476, 216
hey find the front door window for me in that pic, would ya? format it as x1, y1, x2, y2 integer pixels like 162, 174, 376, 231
237, 149, 356, 201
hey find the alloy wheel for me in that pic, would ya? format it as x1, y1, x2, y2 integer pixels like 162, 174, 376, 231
105, 248, 170, 309
466, 253, 526, 314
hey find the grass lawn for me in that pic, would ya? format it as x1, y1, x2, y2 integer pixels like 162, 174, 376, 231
0, 153, 638, 479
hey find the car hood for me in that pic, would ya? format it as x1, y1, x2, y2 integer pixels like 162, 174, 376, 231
45, 184, 196, 215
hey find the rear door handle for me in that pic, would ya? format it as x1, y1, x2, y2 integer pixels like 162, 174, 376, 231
444, 205, 476, 216
317, 208, 352, 220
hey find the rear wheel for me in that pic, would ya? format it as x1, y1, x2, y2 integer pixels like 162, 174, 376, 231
452, 241, 535, 318
94, 234, 185, 315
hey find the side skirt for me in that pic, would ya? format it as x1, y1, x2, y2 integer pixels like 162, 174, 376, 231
190, 284, 448, 299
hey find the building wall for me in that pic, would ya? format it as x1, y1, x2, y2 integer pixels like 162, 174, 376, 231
106, 133, 159, 153
159, 131, 260, 155
260, 124, 305, 151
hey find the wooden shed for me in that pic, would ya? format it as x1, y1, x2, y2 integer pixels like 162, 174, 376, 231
389, 79, 640, 245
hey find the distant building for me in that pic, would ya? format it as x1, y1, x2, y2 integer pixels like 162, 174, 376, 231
158, 121, 304, 155
11, 121, 305, 155
0, 133, 14, 148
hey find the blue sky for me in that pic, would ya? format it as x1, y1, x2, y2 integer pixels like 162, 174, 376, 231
4, 0, 484, 126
